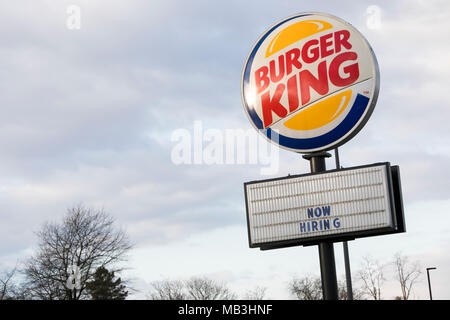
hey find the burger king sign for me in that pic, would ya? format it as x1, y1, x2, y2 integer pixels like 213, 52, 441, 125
241, 13, 379, 153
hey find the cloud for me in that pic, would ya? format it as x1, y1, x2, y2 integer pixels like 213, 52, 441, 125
0, 1, 450, 300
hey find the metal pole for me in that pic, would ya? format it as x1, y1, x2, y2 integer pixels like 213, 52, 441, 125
426, 267, 436, 300
334, 148, 340, 170
343, 241, 353, 300
334, 148, 354, 300
303, 151, 338, 300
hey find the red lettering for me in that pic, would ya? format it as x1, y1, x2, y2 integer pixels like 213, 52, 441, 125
255, 66, 269, 94
301, 39, 319, 64
334, 30, 352, 53
287, 75, 299, 112
329, 52, 359, 87
254, 30, 358, 124
299, 60, 329, 105
285, 48, 302, 76
320, 33, 334, 58
269, 55, 285, 83
261, 83, 287, 128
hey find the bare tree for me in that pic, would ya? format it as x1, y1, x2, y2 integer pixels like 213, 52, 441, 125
338, 279, 348, 300
148, 279, 187, 300
289, 275, 322, 300
23, 205, 132, 300
148, 276, 236, 300
357, 256, 385, 300
290, 274, 366, 300
337, 278, 365, 300
392, 252, 421, 300
185, 276, 236, 300
0, 266, 18, 300
242, 286, 267, 300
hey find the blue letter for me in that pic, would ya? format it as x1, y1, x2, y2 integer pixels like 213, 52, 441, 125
307, 208, 314, 218
314, 207, 322, 217
322, 206, 331, 216
333, 218, 341, 229
299, 222, 306, 233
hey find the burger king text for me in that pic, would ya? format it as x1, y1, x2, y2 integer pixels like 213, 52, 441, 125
254, 30, 360, 128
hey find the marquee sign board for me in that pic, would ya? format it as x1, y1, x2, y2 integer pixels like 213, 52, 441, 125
241, 12, 380, 153
244, 163, 405, 250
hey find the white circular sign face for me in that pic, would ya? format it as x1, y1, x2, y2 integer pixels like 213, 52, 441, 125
241, 12, 380, 153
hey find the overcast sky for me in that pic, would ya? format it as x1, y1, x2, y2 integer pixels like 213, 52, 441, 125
1, 0, 449, 300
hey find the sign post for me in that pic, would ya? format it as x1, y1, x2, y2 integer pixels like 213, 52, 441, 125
303, 152, 338, 300
335, 148, 354, 300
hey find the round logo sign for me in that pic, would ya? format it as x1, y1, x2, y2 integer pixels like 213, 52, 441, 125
241, 13, 380, 153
